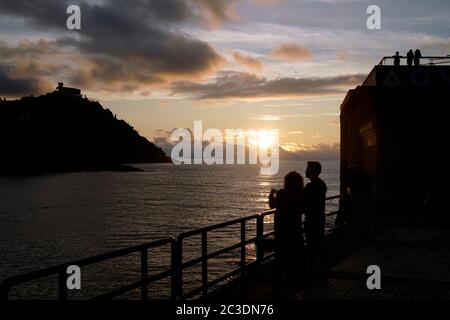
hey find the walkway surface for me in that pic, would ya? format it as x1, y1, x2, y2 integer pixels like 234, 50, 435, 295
297, 227, 450, 300
209, 226, 450, 300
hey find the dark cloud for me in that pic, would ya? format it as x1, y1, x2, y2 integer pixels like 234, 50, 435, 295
0, 0, 68, 30
0, 0, 226, 96
0, 0, 191, 30
171, 71, 366, 99
0, 63, 50, 96
191, 0, 238, 27
0, 40, 64, 96
69, 55, 166, 92
0, 39, 58, 58
0, 66, 35, 96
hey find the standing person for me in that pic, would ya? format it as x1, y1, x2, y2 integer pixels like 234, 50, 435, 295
393, 51, 401, 66
345, 165, 376, 239
414, 49, 422, 66
406, 49, 414, 66
269, 171, 305, 298
304, 161, 327, 279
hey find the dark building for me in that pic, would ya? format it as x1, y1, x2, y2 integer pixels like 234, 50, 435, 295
55, 82, 82, 97
340, 56, 450, 218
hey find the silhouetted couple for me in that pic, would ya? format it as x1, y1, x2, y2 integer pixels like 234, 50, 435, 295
269, 161, 327, 298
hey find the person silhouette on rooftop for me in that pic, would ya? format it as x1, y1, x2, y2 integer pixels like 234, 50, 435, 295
406, 49, 414, 67
393, 51, 401, 66
414, 49, 422, 66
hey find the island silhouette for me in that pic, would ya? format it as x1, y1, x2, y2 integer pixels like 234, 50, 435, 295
0, 83, 171, 175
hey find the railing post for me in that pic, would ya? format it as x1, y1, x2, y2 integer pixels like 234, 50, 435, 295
171, 238, 183, 300
256, 215, 264, 262
58, 269, 67, 301
240, 220, 247, 289
201, 231, 208, 298
141, 248, 148, 301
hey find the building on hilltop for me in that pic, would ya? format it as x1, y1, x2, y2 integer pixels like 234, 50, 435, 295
54, 82, 81, 97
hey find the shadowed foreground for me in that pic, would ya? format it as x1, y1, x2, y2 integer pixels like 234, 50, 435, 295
207, 226, 450, 300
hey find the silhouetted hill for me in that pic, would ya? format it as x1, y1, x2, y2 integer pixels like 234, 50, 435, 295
0, 93, 171, 175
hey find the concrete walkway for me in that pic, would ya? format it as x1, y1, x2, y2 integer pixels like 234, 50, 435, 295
297, 227, 450, 300
208, 227, 450, 300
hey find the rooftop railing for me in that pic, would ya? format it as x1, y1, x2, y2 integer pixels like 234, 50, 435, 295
0, 195, 347, 301
378, 55, 450, 66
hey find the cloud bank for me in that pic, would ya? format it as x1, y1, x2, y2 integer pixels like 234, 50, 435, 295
0, 0, 231, 97
171, 71, 365, 99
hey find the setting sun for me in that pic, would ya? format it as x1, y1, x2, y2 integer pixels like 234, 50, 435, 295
258, 132, 273, 149
247, 130, 278, 150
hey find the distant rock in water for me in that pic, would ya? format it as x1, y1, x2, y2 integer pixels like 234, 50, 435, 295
0, 89, 171, 175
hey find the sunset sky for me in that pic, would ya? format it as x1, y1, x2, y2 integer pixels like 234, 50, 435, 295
1, 0, 450, 157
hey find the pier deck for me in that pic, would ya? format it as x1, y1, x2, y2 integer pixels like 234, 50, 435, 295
208, 226, 450, 300
297, 227, 450, 300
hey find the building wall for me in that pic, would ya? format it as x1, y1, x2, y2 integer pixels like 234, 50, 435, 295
342, 81, 450, 217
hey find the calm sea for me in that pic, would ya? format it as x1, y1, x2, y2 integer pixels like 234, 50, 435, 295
0, 159, 339, 299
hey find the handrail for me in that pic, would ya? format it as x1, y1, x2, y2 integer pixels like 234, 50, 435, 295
0, 195, 346, 301
378, 55, 450, 66
175, 213, 273, 299
179, 214, 260, 239
0, 237, 175, 301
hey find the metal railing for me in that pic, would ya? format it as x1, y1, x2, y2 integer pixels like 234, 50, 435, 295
0, 237, 175, 301
0, 195, 346, 301
378, 55, 450, 66
175, 211, 272, 299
